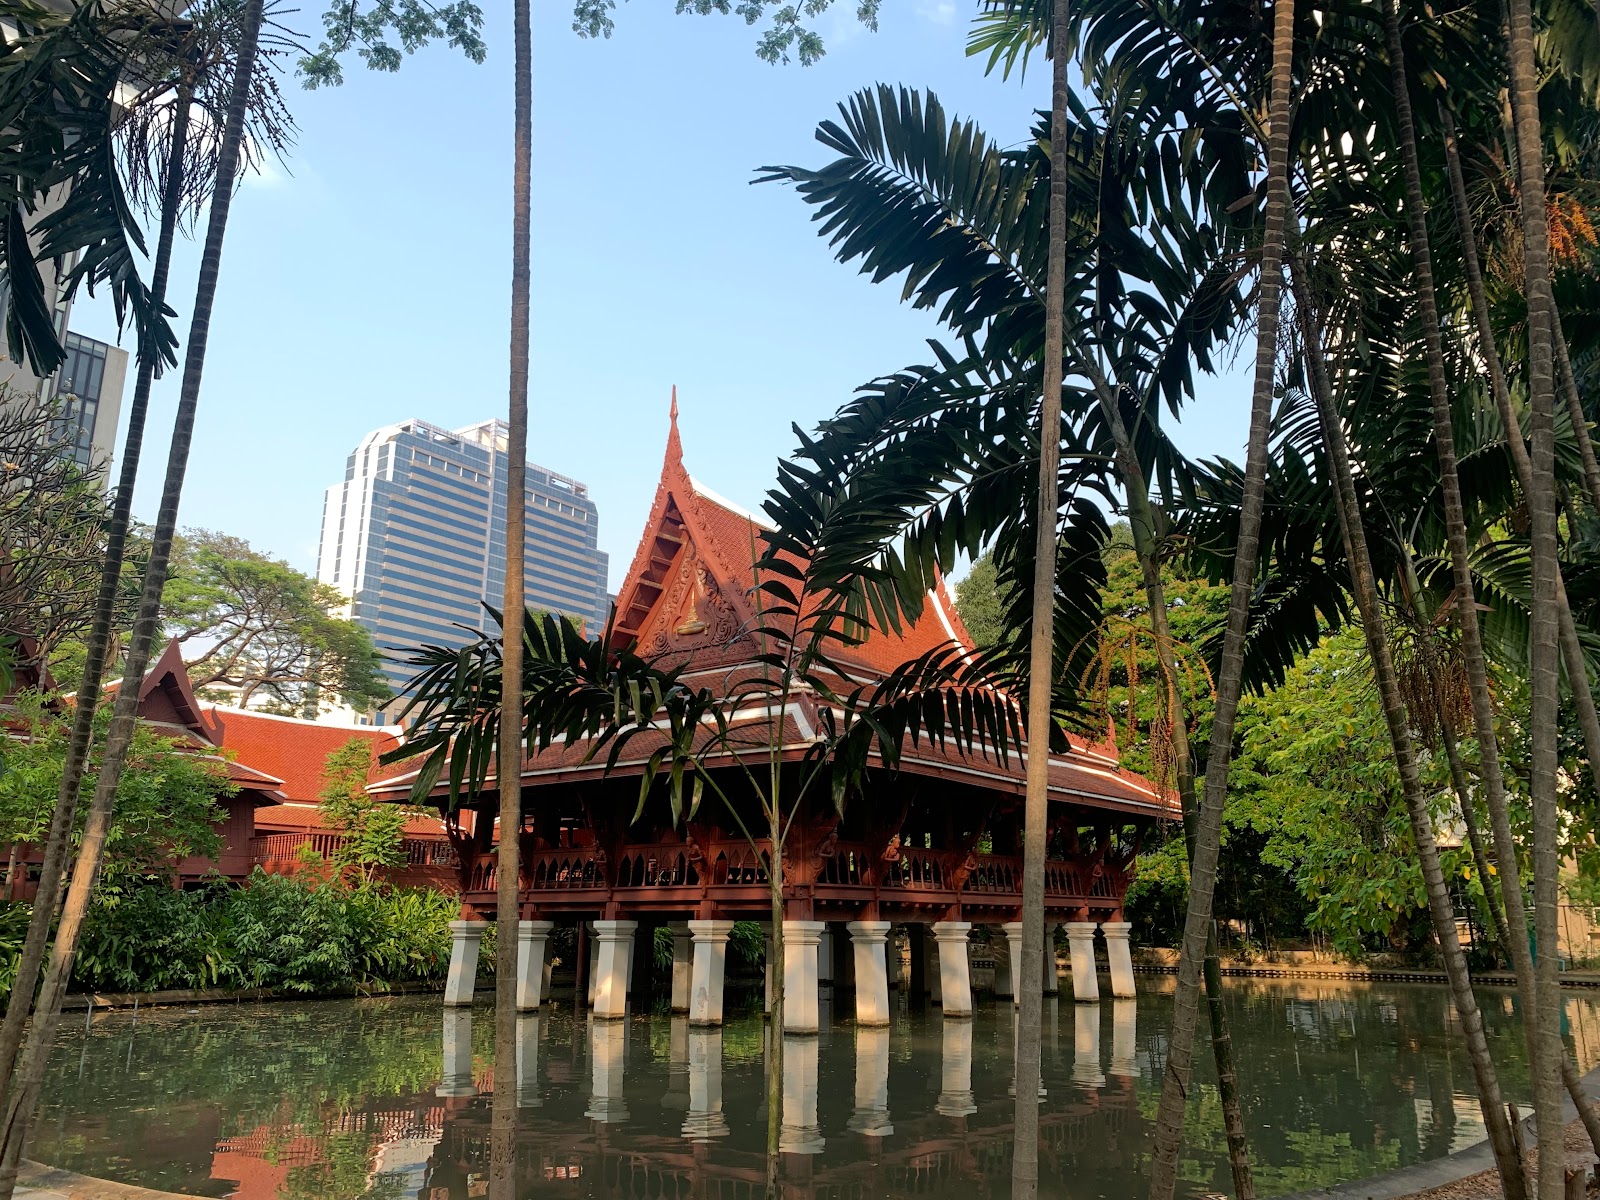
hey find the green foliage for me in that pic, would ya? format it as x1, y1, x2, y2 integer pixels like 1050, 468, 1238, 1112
318, 738, 410, 878
0, 692, 229, 892
571, 0, 880, 66
953, 556, 1004, 651
299, 0, 487, 87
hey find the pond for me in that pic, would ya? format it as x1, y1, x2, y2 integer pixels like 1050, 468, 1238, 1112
29, 978, 1600, 1200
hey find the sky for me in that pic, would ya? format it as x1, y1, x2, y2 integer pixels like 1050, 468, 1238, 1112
68, 0, 1253, 592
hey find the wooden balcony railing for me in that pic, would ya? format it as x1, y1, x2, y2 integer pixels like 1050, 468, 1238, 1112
251, 833, 457, 870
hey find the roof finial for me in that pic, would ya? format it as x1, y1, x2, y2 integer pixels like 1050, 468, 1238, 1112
670, 385, 678, 424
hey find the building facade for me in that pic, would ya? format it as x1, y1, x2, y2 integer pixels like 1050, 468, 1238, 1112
51, 330, 128, 469
316, 418, 610, 705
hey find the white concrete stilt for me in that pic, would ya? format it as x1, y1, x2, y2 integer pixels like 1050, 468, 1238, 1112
847, 1025, 894, 1137
846, 921, 892, 1027
437, 1008, 476, 1097
586, 923, 600, 1005
935, 1013, 977, 1117
669, 922, 693, 1013
817, 926, 834, 985
687, 919, 734, 1026
586, 1020, 630, 1122
782, 919, 826, 1034
443, 920, 487, 1007
779, 1034, 825, 1154
1100, 921, 1137, 998
1110, 998, 1138, 1077
592, 920, 637, 1019
998, 921, 1023, 1002
516, 920, 554, 1011
515, 1013, 542, 1107
931, 922, 973, 1017
682, 1028, 728, 1140
1042, 923, 1061, 995
1072, 1000, 1106, 1088
1065, 921, 1101, 1002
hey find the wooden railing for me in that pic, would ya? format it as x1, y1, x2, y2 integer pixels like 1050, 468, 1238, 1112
251, 833, 457, 869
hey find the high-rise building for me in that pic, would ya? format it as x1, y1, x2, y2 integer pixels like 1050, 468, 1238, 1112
317, 418, 611, 704
51, 331, 128, 470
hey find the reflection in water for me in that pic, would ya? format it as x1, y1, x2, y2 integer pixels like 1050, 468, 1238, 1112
27, 980, 1600, 1199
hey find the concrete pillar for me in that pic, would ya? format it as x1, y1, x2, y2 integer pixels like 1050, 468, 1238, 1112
998, 921, 1023, 1002
779, 1035, 825, 1155
687, 919, 734, 1026
1072, 1000, 1106, 1088
586, 1020, 630, 1122
1110, 998, 1138, 1077
921, 927, 942, 1004
682, 1028, 728, 1141
847, 1025, 894, 1137
817, 925, 834, 985
437, 1008, 475, 1097
846, 921, 892, 1027
935, 1012, 977, 1117
516, 920, 554, 1011
592, 920, 637, 1019
587, 923, 601, 1005
782, 920, 826, 1034
1101, 921, 1137, 998
1065, 921, 1100, 1003
1042, 923, 1060, 996
515, 1013, 541, 1107
932, 922, 973, 1017
443, 920, 487, 1007
669, 922, 693, 1013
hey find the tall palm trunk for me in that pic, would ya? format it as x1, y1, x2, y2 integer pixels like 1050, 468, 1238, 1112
1290, 262, 1527, 1199
1439, 105, 1600, 1159
1503, 0, 1566, 1192
1146, 1, 1294, 1194
1012, 1, 1071, 1193
1089, 372, 1254, 1198
489, 0, 533, 1195
0, 80, 193, 1117
1553, 310, 1600, 514
1383, 6, 1564, 1180
0, 6, 262, 1194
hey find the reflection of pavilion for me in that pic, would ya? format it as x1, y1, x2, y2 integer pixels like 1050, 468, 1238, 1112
374, 403, 1176, 1032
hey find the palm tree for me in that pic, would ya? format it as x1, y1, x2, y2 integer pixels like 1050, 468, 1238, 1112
488, 0, 533, 1191
0, 0, 265, 1190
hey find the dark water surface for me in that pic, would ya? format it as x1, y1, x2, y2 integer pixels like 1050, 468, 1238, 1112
29, 978, 1600, 1199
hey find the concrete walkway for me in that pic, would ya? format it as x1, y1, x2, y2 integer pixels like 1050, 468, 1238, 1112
15, 1163, 191, 1200
1280, 1065, 1600, 1200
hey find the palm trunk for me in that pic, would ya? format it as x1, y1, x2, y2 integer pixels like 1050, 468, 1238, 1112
1553, 310, 1600, 514
0, 80, 192, 1116
1146, 1, 1294, 1194
766, 798, 784, 1197
1012, 2, 1071, 1195
489, 0, 532, 1194
1440, 721, 1509, 955
1504, 0, 1566, 1190
1384, 7, 1563, 1180
1092, 375, 1254, 1198
1290, 260, 1527, 1199
0, 8, 260, 1194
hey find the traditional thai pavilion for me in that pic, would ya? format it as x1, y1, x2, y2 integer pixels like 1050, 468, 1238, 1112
372, 401, 1178, 1028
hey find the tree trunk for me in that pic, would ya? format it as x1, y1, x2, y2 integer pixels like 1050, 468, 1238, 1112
1384, 8, 1562, 1180
1291, 260, 1527, 1199
1092, 373, 1254, 1198
1, 848, 16, 904
1146, 1, 1294, 1194
1553, 309, 1600, 515
0, 79, 193, 1117
489, 0, 532, 1194
767, 799, 784, 1198
1501, 3, 1566, 1186
0, 8, 261, 1194
1012, 2, 1071, 1195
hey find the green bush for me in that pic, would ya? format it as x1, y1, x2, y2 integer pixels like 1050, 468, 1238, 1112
73, 885, 230, 992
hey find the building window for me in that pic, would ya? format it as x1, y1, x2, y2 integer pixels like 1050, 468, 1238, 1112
52, 332, 108, 468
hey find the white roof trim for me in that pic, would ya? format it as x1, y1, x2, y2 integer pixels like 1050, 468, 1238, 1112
688, 476, 776, 531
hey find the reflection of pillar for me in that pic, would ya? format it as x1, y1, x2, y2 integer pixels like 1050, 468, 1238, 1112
586, 1020, 630, 1122
516, 1013, 542, 1107
1042, 923, 1060, 996
688, 919, 734, 1025
998, 922, 1023, 1001
669, 922, 693, 1013
783, 920, 825, 1034
935, 1013, 977, 1117
818, 926, 834, 985
780, 1035, 826, 1154
663, 1015, 690, 1111
683, 1028, 729, 1141
592, 920, 637, 1019
1110, 999, 1138, 1077
437, 1008, 476, 1097
1066, 921, 1101, 1002
1100, 921, 1137, 998
444, 920, 487, 1007
847, 921, 892, 1026
517, 920, 554, 1011
1072, 1000, 1106, 1088
847, 1025, 894, 1137
932, 922, 973, 1017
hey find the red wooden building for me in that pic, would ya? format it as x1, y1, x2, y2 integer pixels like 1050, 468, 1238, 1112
373, 405, 1178, 1028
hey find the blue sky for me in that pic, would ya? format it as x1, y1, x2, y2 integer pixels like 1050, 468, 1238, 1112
70, 0, 1251, 591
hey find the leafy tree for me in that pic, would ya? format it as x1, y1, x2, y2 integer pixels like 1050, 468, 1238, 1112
953, 556, 1004, 652
317, 739, 410, 881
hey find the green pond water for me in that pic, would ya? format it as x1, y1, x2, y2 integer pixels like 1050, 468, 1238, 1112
28, 978, 1600, 1200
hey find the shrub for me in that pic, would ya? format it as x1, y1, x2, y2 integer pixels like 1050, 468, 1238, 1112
75, 885, 229, 992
